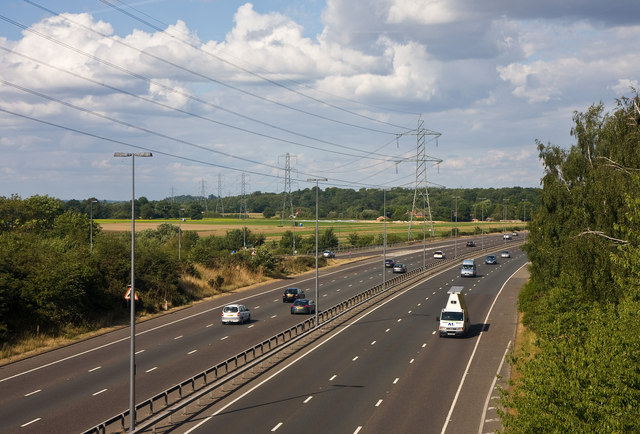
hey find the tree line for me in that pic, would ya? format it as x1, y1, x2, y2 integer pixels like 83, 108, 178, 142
500, 92, 640, 431
60, 186, 539, 222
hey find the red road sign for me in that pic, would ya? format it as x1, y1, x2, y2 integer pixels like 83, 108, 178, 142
124, 286, 139, 301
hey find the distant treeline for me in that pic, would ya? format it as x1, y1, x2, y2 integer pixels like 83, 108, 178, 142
60, 186, 540, 222
499, 94, 640, 430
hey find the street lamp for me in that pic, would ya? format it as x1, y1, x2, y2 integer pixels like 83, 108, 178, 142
383, 189, 387, 290
114, 151, 152, 432
289, 214, 296, 255
453, 196, 460, 258
307, 177, 327, 328
521, 199, 529, 241
178, 208, 185, 261
90, 199, 98, 253
478, 197, 487, 251
503, 198, 509, 245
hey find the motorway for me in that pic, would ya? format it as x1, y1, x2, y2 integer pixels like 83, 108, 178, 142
0, 233, 524, 433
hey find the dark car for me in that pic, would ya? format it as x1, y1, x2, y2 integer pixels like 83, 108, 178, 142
291, 298, 316, 314
283, 287, 305, 302
485, 254, 497, 265
393, 263, 407, 273
384, 259, 395, 268
466, 241, 475, 247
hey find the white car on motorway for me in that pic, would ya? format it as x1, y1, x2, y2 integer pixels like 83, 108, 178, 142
433, 250, 445, 259
221, 304, 251, 324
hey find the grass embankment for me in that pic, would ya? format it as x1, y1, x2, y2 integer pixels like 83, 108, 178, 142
0, 255, 351, 365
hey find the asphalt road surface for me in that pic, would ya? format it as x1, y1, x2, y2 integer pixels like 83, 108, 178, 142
0, 233, 523, 433
172, 245, 527, 433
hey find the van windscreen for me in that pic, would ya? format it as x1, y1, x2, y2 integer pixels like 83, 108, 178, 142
441, 311, 464, 321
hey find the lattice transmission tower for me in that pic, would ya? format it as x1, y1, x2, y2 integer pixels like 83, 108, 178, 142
215, 173, 224, 215
279, 153, 295, 226
407, 118, 442, 241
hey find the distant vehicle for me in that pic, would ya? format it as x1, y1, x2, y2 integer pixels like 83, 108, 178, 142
221, 304, 251, 324
485, 255, 497, 265
501, 250, 511, 258
503, 233, 511, 240
291, 298, 316, 314
283, 287, 305, 302
393, 263, 407, 273
437, 286, 470, 337
322, 250, 335, 258
466, 241, 476, 247
384, 259, 395, 268
512, 231, 518, 236
433, 250, 445, 259
461, 259, 476, 277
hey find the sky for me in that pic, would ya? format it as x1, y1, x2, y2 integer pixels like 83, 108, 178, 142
1, 0, 639, 201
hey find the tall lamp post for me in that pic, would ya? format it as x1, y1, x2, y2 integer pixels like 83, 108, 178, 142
114, 151, 152, 432
453, 195, 460, 258
478, 197, 487, 251
290, 214, 296, 255
178, 208, 185, 261
521, 199, 529, 241
90, 199, 98, 253
503, 198, 509, 246
307, 177, 327, 328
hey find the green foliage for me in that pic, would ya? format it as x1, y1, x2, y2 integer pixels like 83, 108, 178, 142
503, 92, 640, 429
319, 228, 338, 250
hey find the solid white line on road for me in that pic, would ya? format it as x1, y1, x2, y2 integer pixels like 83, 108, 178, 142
186, 272, 443, 434
135, 349, 145, 355
24, 389, 41, 397
353, 427, 362, 434
271, 422, 283, 431
375, 399, 383, 407
188, 350, 197, 355
220, 336, 228, 340
352, 356, 359, 361
146, 367, 158, 373
393, 378, 399, 384
174, 335, 183, 340
442, 264, 527, 434
21, 418, 41, 427
92, 388, 107, 396
88, 366, 101, 372
329, 374, 337, 381
304, 396, 313, 404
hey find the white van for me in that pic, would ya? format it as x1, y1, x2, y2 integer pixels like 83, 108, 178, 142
437, 287, 470, 337
460, 259, 476, 277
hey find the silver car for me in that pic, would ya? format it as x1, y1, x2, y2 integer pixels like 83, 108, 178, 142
221, 304, 251, 324
393, 263, 407, 273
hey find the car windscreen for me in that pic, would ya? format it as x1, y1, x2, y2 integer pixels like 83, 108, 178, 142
285, 288, 297, 294
293, 300, 307, 305
223, 306, 238, 313
441, 311, 464, 321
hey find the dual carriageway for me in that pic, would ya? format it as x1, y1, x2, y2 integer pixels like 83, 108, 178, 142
0, 233, 527, 433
